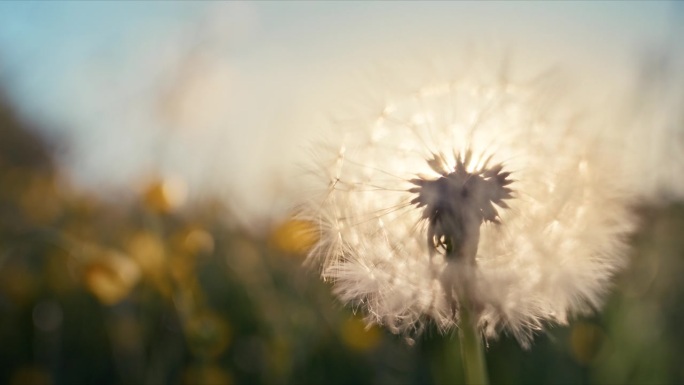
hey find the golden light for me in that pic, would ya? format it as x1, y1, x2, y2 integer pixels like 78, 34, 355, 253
269, 219, 319, 256
143, 177, 188, 213
127, 231, 166, 276
183, 228, 215, 255
83, 249, 141, 305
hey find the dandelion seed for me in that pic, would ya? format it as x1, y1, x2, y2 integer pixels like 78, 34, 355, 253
300, 62, 636, 349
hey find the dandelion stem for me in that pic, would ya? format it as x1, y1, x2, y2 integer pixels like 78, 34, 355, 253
444, 240, 489, 385
458, 300, 489, 385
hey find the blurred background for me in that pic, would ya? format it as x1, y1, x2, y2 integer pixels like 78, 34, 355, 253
0, 2, 683, 384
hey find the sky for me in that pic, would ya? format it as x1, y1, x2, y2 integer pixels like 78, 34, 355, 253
0, 2, 681, 231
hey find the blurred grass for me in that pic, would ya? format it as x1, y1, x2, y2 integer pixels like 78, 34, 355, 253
1, 89, 684, 385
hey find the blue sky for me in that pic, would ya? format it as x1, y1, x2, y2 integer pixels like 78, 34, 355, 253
0, 2, 680, 226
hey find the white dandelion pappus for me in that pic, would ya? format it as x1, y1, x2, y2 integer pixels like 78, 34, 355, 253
300, 64, 636, 347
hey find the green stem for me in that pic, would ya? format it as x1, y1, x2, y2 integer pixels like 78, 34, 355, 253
443, 236, 489, 384
458, 301, 489, 385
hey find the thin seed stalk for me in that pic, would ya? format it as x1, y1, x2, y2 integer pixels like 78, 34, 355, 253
445, 239, 489, 385
458, 299, 489, 385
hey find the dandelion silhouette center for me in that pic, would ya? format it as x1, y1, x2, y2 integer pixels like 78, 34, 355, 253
409, 151, 514, 260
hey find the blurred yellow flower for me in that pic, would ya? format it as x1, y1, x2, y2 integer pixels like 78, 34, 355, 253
83, 248, 141, 305
182, 227, 215, 255
127, 230, 166, 277
269, 219, 319, 256
142, 177, 187, 214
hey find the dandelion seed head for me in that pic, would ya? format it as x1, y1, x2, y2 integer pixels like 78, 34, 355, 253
300, 62, 636, 347
409, 150, 513, 261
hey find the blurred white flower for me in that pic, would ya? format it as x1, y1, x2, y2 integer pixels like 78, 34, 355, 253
300, 62, 637, 347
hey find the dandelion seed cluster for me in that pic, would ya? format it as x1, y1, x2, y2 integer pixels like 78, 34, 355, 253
300, 66, 635, 346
